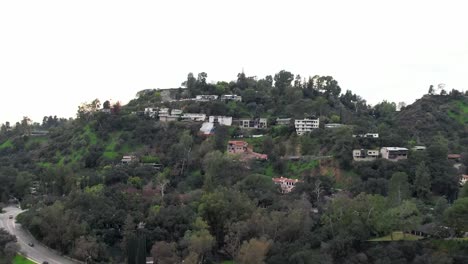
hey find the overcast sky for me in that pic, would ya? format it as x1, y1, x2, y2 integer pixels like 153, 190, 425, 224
1, 0, 467, 124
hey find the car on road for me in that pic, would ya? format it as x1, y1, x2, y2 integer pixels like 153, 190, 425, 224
42, 262, 49, 264
28, 242, 34, 247
9, 215, 13, 219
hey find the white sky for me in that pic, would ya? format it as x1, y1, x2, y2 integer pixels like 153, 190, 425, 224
1, 0, 467, 124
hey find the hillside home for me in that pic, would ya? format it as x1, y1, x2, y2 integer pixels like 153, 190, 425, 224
238, 118, 268, 129
276, 118, 291, 126
122, 155, 137, 165
221, 94, 242, 101
380, 147, 408, 161
353, 133, 379, 138
325, 123, 344, 128
144, 107, 158, 118
227, 140, 248, 154
100, 108, 111, 114
272, 177, 302, 194
353, 149, 379, 161
412, 146, 427, 151
448, 154, 461, 162
171, 109, 183, 116
460, 175, 468, 186
227, 140, 268, 160
182, 113, 206, 122
158, 108, 169, 117
195, 95, 219, 101
199, 122, 215, 135
209, 116, 232, 126
295, 118, 319, 135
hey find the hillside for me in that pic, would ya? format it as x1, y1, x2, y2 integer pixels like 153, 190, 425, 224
0, 72, 467, 263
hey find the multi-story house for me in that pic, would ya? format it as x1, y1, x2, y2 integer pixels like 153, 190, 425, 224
238, 118, 268, 129
221, 94, 242, 101
272, 177, 301, 193
295, 118, 319, 135
380, 147, 409, 161
353, 149, 379, 161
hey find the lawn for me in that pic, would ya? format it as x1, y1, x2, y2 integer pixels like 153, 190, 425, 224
13, 255, 36, 264
0, 139, 13, 150
368, 231, 424, 241
447, 100, 468, 124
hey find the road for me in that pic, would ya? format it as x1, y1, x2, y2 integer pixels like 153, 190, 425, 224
0, 206, 79, 264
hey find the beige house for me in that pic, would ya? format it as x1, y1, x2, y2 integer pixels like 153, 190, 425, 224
353, 149, 379, 161
380, 147, 408, 161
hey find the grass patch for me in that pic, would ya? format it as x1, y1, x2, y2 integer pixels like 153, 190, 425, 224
447, 100, 468, 124
83, 125, 98, 145
0, 139, 13, 150
368, 231, 424, 241
13, 255, 36, 264
286, 160, 319, 179
37, 162, 52, 168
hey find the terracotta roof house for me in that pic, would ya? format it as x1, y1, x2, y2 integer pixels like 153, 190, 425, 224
272, 177, 302, 193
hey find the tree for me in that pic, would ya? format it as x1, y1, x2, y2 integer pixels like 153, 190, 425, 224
388, 172, 410, 206
413, 162, 431, 199
428, 85, 434, 95
156, 168, 170, 200
103, 100, 111, 109
235, 237, 272, 264
151, 241, 179, 264
444, 197, 468, 232
274, 70, 294, 95
184, 217, 214, 264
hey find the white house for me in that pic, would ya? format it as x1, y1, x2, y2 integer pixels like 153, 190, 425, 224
460, 175, 468, 186
182, 113, 206, 122
121, 155, 137, 165
195, 95, 219, 101
238, 118, 268, 129
325, 123, 344, 129
412, 146, 427, 151
295, 118, 319, 135
353, 149, 379, 161
276, 118, 291, 126
209, 116, 232, 126
380, 147, 409, 161
144, 107, 158, 118
171, 109, 183, 116
221, 94, 242, 101
353, 133, 379, 138
158, 108, 169, 117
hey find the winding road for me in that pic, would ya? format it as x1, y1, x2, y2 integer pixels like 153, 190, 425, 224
0, 206, 78, 264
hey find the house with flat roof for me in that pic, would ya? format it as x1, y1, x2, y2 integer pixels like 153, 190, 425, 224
325, 123, 344, 129
353, 133, 379, 138
195, 95, 219, 101
144, 107, 158, 118
122, 155, 138, 165
276, 118, 291, 126
353, 149, 379, 161
380, 147, 408, 161
209, 116, 232, 126
182, 113, 206, 122
295, 118, 319, 135
221, 94, 242, 101
238, 118, 268, 129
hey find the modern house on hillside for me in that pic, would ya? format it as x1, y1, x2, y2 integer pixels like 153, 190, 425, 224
144, 107, 158, 118
182, 113, 206, 122
221, 94, 242, 101
295, 118, 319, 135
195, 95, 218, 101
353, 149, 379, 161
353, 133, 379, 138
122, 155, 137, 165
276, 118, 291, 126
209, 116, 232, 126
325, 123, 344, 128
238, 118, 268, 129
380, 147, 408, 161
